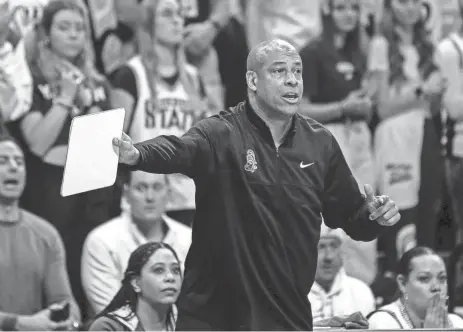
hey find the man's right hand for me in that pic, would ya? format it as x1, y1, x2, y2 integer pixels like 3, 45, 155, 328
112, 132, 140, 165
15, 309, 70, 331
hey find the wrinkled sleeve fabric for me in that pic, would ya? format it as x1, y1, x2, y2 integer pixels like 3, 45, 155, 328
322, 135, 385, 241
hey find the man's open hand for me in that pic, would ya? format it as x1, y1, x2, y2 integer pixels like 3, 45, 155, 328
364, 184, 400, 226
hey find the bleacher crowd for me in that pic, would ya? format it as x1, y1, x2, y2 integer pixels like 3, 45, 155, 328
0, 0, 463, 330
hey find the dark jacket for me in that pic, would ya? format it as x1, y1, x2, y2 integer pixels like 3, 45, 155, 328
131, 100, 385, 330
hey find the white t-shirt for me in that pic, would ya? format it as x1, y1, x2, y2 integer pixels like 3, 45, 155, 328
309, 268, 376, 321
111, 56, 211, 211
437, 33, 463, 157
369, 35, 428, 210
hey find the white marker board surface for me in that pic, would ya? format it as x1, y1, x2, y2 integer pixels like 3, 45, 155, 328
61, 108, 125, 197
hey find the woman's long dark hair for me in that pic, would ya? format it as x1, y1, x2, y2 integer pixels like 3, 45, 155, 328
94, 242, 182, 331
321, 0, 366, 73
379, 0, 437, 86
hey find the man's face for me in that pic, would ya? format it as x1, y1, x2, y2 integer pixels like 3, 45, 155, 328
253, 50, 303, 116
0, 141, 26, 202
315, 237, 343, 286
125, 172, 169, 222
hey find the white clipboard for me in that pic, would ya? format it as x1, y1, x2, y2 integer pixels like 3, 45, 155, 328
61, 108, 126, 197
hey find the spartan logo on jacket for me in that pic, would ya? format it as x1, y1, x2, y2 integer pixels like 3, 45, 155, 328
144, 98, 209, 131
244, 149, 258, 173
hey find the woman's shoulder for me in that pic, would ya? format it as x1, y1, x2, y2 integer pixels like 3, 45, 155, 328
367, 302, 402, 329
449, 313, 463, 328
89, 315, 129, 331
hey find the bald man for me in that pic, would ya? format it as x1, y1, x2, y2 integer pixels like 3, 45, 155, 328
113, 39, 400, 330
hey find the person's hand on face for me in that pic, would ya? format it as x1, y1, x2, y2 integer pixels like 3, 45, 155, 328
424, 293, 449, 328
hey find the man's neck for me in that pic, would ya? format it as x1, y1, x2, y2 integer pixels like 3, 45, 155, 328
132, 216, 166, 242
315, 278, 334, 293
136, 299, 169, 331
0, 201, 20, 222
249, 94, 293, 147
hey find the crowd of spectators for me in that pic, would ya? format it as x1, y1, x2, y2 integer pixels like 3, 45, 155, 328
0, 0, 463, 330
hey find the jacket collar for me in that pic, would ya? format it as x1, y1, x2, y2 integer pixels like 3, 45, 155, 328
244, 98, 297, 146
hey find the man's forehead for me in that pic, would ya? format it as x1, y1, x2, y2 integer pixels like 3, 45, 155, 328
247, 39, 301, 72
0, 141, 22, 155
265, 52, 302, 66
132, 171, 167, 184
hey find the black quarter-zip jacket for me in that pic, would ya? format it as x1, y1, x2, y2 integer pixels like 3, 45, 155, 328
131, 100, 385, 330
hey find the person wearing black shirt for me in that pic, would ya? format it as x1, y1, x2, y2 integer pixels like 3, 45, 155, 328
298, 0, 377, 286
112, 39, 401, 330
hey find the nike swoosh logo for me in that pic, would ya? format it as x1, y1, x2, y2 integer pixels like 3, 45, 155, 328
300, 162, 314, 168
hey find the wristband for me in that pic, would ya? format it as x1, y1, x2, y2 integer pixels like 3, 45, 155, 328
2, 314, 18, 331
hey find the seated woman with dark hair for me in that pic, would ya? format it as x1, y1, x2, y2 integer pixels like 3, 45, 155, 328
89, 242, 182, 331
368, 246, 463, 329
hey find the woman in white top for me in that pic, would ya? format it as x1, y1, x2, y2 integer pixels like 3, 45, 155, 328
368, 246, 463, 329
110, 0, 212, 226
368, 0, 446, 272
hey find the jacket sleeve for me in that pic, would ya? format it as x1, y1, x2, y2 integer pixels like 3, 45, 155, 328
321, 135, 385, 241
129, 117, 224, 178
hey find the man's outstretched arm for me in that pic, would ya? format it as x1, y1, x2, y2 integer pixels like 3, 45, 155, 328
116, 117, 226, 178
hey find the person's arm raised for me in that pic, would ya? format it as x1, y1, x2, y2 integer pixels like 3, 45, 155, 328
114, 117, 224, 178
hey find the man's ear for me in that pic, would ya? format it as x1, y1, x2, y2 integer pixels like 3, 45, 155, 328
122, 182, 129, 198
246, 71, 258, 92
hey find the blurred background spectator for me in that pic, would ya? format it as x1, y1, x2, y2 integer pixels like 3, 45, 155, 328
0, 132, 81, 331
368, 246, 463, 329
299, 0, 377, 286
368, 0, 445, 273
81, 172, 191, 317
12, 0, 113, 313
109, 0, 211, 225
0, 0, 463, 328
309, 223, 375, 321
89, 242, 182, 331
